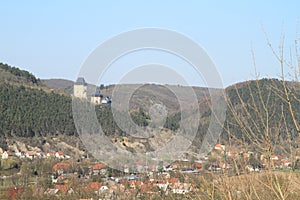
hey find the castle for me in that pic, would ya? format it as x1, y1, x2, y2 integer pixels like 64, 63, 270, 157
74, 77, 87, 99
74, 77, 111, 105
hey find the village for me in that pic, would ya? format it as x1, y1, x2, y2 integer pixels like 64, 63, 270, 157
0, 143, 295, 199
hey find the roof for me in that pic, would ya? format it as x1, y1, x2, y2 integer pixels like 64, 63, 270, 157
195, 163, 202, 169
91, 93, 103, 97
52, 163, 70, 172
281, 159, 291, 163
129, 180, 142, 187
214, 144, 225, 150
90, 163, 106, 170
8, 187, 23, 200
168, 178, 179, 184
55, 184, 69, 193
87, 182, 103, 190
56, 151, 64, 156
75, 77, 87, 85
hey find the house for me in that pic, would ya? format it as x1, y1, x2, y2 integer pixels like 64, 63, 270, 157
54, 184, 70, 193
208, 164, 221, 171
86, 182, 103, 191
44, 188, 59, 195
128, 180, 142, 189
101, 96, 111, 105
46, 152, 55, 157
55, 152, 64, 159
15, 151, 26, 159
171, 183, 193, 194
281, 159, 291, 168
98, 185, 109, 193
195, 162, 202, 170
245, 165, 260, 172
8, 187, 23, 200
245, 165, 254, 172
91, 93, 103, 105
271, 155, 279, 161
52, 162, 70, 175
220, 162, 231, 169
90, 87, 111, 105
214, 144, 225, 151
227, 151, 238, 157
2, 151, 13, 159
26, 152, 35, 160
156, 181, 169, 193
35, 152, 46, 158
89, 163, 106, 175
44, 184, 72, 195
243, 153, 250, 158
167, 178, 179, 185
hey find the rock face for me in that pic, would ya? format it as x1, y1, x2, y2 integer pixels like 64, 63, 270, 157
2, 136, 85, 157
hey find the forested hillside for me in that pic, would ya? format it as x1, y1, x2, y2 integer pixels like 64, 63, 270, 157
0, 63, 40, 85
0, 82, 180, 138
1, 63, 300, 154
0, 83, 75, 137
221, 78, 300, 154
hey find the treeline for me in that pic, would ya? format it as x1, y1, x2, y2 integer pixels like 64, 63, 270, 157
0, 63, 40, 85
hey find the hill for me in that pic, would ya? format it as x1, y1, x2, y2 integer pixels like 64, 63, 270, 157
42, 78, 98, 96
222, 78, 300, 155
1, 63, 300, 157
0, 63, 40, 86
42, 78, 74, 92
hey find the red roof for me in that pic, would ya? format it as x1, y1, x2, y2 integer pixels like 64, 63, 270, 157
87, 182, 103, 190
129, 180, 142, 187
8, 187, 23, 200
214, 144, 224, 150
195, 163, 202, 169
243, 153, 250, 158
141, 184, 147, 191
52, 163, 70, 172
281, 159, 291, 163
56, 151, 64, 156
168, 178, 179, 184
55, 184, 69, 193
90, 163, 106, 170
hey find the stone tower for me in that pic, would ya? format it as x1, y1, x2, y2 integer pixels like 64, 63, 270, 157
74, 77, 87, 99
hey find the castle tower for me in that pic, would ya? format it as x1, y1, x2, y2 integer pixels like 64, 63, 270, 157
74, 77, 87, 99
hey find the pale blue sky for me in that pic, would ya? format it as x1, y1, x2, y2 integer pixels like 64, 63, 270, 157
0, 1, 299, 87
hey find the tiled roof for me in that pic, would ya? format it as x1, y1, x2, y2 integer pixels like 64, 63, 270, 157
90, 163, 106, 170
75, 77, 87, 85
55, 184, 69, 193
52, 163, 70, 172
87, 182, 103, 190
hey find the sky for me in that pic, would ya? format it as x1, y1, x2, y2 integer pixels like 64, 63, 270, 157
1, 1, 299, 87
